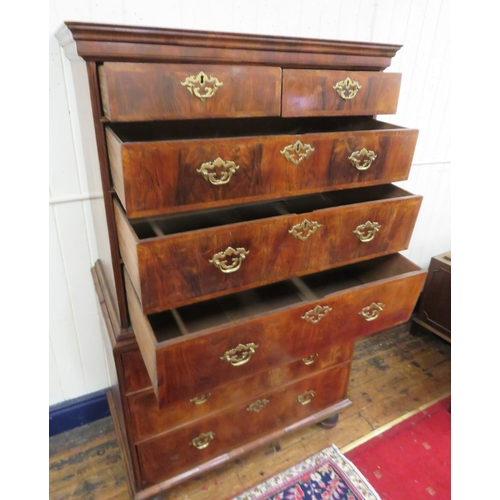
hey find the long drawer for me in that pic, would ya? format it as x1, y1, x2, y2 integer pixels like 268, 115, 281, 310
106, 117, 417, 218
125, 341, 353, 443
125, 253, 427, 408
116, 185, 422, 314
135, 363, 351, 488
99, 63, 282, 122
282, 70, 402, 117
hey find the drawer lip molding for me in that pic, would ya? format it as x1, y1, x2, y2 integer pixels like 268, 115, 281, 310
283, 70, 402, 117
115, 184, 423, 315
99, 63, 282, 122
56, 22, 401, 70
134, 363, 351, 487
125, 253, 427, 408
55, 22, 424, 500
125, 342, 354, 443
106, 118, 418, 219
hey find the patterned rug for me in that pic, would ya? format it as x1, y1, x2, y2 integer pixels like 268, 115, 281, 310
232, 444, 380, 500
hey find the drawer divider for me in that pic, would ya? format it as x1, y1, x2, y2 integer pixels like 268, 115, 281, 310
170, 308, 190, 336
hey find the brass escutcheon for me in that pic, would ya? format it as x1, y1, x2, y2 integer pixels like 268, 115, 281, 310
197, 157, 240, 185
221, 343, 259, 366
353, 221, 381, 242
288, 219, 322, 241
181, 71, 223, 101
359, 302, 385, 322
247, 399, 270, 413
301, 305, 332, 324
189, 431, 215, 450
209, 247, 249, 273
349, 148, 377, 171
333, 77, 362, 100
189, 393, 211, 405
302, 354, 318, 366
280, 140, 315, 165
297, 390, 316, 405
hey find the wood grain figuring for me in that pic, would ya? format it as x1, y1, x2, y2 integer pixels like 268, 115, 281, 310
136, 363, 351, 488
283, 70, 402, 117
86, 61, 130, 332
125, 342, 354, 442
120, 348, 152, 395
125, 254, 426, 408
56, 22, 401, 70
125, 273, 159, 400
106, 128, 126, 209
99, 63, 281, 121
49, 324, 451, 500
108, 121, 418, 218
116, 187, 422, 314
114, 199, 141, 300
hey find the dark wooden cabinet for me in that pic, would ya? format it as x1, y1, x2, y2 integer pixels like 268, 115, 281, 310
412, 251, 451, 342
56, 22, 426, 499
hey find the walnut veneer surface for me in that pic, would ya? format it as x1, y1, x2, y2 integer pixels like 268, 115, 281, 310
56, 22, 425, 499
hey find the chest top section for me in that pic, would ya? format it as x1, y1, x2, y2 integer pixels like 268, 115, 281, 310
55, 22, 401, 71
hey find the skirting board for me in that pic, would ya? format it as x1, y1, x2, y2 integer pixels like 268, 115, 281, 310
49, 388, 110, 437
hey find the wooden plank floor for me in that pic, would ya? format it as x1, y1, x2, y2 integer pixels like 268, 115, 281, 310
49, 323, 451, 500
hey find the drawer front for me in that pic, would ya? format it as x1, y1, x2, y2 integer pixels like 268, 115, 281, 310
109, 125, 418, 219
99, 63, 282, 121
126, 342, 353, 442
117, 191, 422, 314
282, 70, 401, 117
125, 254, 427, 408
135, 363, 351, 487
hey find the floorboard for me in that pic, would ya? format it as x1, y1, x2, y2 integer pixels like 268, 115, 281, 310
49, 323, 451, 500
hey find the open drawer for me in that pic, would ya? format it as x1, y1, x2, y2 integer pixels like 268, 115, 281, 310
116, 184, 422, 315
125, 253, 427, 408
106, 117, 418, 218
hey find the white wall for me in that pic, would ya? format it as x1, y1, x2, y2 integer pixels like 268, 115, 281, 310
49, 0, 451, 406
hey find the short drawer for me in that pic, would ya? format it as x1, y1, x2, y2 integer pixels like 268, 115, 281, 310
282, 70, 401, 117
125, 341, 353, 443
115, 185, 422, 314
126, 253, 426, 408
98, 63, 281, 121
135, 363, 351, 488
106, 118, 417, 219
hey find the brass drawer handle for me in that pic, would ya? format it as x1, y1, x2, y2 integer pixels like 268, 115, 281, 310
349, 148, 377, 171
197, 157, 239, 185
353, 221, 381, 242
333, 77, 362, 100
189, 393, 211, 405
221, 343, 259, 366
189, 432, 215, 450
280, 140, 315, 165
301, 305, 332, 324
181, 71, 223, 101
209, 246, 249, 273
288, 219, 322, 241
247, 399, 270, 413
359, 302, 385, 322
297, 390, 316, 405
302, 354, 318, 366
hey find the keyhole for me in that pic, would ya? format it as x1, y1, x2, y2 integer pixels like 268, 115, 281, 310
200, 75, 204, 84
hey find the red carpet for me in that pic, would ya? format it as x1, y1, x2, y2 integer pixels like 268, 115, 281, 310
346, 397, 451, 499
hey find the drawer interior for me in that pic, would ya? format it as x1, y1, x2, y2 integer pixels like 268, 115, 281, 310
151, 253, 420, 343
108, 116, 405, 142
131, 184, 414, 240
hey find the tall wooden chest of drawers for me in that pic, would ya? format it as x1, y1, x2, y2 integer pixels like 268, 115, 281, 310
56, 22, 427, 499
